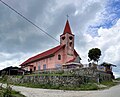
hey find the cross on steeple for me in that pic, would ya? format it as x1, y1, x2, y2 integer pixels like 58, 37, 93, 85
66, 14, 69, 20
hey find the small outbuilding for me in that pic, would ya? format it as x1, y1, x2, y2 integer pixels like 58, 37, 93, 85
0, 66, 25, 76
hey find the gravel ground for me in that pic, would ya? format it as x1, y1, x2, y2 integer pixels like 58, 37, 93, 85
1, 83, 120, 97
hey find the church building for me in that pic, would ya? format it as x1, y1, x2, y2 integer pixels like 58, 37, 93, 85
20, 20, 82, 71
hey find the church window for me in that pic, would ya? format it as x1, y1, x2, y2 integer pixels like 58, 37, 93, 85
58, 54, 61, 60
34, 66, 36, 71
43, 64, 47, 70
62, 36, 65, 40
70, 42, 72, 47
69, 36, 72, 40
38, 65, 40, 70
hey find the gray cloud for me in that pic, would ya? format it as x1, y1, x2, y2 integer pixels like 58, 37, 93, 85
0, 0, 103, 54
0, 0, 58, 54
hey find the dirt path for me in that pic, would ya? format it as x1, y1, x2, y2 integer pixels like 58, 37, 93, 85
1, 84, 120, 97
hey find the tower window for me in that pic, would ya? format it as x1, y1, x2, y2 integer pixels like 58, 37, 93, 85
69, 36, 72, 40
62, 36, 65, 40
70, 42, 72, 47
58, 54, 61, 60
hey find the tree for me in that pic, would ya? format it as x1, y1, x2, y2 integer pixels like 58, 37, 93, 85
88, 48, 101, 63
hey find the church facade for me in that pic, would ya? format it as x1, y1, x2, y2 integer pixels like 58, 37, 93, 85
20, 20, 82, 72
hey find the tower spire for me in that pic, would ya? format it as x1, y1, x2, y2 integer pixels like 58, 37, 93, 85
63, 19, 72, 35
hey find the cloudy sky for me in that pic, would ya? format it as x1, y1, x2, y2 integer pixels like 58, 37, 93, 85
0, 0, 120, 78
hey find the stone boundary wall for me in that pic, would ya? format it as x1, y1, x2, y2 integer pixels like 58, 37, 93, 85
9, 68, 112, 87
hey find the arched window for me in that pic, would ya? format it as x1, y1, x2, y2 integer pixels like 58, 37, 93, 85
43, 64, 46, 70
58, 54, 61, 60
62, 36, 65, 40
70, 42, 72, 47
69, 36, 73, 40
38, 65, 40, 71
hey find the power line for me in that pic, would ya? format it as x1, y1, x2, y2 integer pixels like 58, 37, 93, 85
0, 0, 75, 52
0, 0, 59, 43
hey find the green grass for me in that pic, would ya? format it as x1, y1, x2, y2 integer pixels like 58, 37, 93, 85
100, 81, 118, 87
10, 90, 25, 97
0, 75, 25, 97
14, 82, 99, 91
0, 88, 25, 97
15, 75, 23, 78
79, 83, 99, 90
25, 73, 73, 77
59, 83, 99, 91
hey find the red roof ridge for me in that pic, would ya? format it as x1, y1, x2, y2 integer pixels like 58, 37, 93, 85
20, 45, 65, 66
63, 20, 72, 35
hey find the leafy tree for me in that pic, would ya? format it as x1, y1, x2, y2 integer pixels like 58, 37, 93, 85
88, 48, 101, 63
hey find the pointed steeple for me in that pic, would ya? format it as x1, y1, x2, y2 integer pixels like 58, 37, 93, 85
63, 20, 72, 35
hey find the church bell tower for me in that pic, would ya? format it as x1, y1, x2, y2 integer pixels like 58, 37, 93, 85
60, 20, 74, 56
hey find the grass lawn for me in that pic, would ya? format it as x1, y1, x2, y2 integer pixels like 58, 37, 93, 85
0, 88, 25, 97
100, 81, 118, 87
14, 82, 100, 91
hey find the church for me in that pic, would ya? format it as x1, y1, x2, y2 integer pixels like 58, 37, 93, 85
20, 20, 82, 72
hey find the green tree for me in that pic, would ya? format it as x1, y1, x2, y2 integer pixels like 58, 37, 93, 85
88, 48, 101, 63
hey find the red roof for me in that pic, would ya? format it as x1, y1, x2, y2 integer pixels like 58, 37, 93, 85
66, 50, 80, 63
20, 45, 65, 66
66, 58, 76, 63
63, 20, 73, 35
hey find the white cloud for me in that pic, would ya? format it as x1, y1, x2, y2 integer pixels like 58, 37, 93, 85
78, 19, 120, 78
